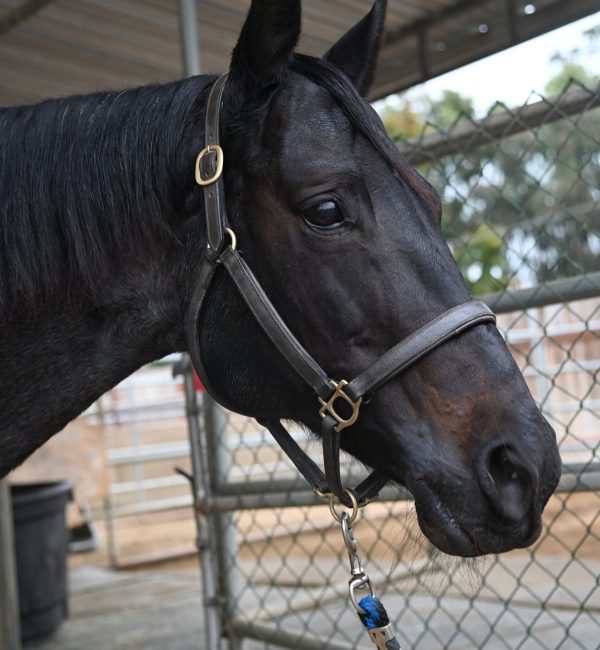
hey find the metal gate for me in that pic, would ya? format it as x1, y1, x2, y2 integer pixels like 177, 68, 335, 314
186, 82, 600, 650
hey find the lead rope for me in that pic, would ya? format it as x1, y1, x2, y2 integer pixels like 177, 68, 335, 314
321, 489, 402, 650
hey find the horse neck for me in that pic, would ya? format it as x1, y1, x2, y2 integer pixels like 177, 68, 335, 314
0, 77, 212, 476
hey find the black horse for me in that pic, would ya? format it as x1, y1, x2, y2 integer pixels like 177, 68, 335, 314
0, 0, 560, 557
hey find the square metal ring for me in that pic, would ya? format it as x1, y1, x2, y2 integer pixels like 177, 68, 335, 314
318, 379, 362, 432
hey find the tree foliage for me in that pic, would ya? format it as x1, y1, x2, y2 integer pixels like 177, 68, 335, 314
381, 28, 600, 294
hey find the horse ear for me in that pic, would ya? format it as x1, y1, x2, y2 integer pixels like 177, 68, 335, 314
323, 0, 386, 97
229, 0, 301, 93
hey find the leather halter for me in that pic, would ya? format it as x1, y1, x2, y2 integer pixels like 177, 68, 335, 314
186, 74, 497, 507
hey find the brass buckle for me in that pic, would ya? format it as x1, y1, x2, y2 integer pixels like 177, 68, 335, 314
195, 144, 224, 186
318, 380, 362, 432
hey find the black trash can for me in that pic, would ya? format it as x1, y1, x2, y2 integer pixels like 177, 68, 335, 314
11, 481, 73, 644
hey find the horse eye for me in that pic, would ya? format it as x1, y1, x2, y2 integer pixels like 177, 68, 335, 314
302, 200, 344, 229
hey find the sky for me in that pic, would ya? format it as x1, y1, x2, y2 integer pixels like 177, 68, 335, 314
375, 11, 600, 118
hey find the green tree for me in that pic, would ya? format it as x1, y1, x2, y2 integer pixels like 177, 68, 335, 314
381, 27, 600, 293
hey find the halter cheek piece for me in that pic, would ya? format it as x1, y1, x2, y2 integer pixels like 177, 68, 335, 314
186, 74, 497, 508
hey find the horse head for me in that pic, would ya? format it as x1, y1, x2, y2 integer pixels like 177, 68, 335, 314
186, 0, 561, 557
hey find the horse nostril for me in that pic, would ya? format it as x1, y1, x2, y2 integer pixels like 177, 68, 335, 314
480, 443, 536, 523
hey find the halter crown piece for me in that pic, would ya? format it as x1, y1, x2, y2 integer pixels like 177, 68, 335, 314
185, 73, 496, 650
186, 73, 496, 507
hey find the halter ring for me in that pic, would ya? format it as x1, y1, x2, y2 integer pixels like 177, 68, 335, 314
327, 488, 359, 524
224, 227, 237, 251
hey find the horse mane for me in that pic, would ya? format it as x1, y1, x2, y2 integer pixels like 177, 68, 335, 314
0, 76, 212, 312
0, 56, 439, 314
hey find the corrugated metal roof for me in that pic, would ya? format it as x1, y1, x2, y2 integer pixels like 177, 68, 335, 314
0, 0, 598, 107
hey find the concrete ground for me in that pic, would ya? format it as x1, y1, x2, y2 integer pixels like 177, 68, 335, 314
28, 567, 204, 650
26, 491, 600, 649
28, 550, 600, 650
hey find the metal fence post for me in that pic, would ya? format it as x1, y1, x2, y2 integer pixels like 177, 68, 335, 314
177, 0, 201, 78
0, 479, 21, 650
175, 4, 239, 647
178, 359, 223, 650
203, 396, 242, 650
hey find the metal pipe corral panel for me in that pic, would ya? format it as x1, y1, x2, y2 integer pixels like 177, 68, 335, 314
0, 479, 22, 650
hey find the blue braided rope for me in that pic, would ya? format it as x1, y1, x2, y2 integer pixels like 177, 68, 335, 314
358, 595, 402, 649
358, 595, 390, 630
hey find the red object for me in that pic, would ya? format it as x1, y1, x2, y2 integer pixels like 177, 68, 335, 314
193, 370, 206, 392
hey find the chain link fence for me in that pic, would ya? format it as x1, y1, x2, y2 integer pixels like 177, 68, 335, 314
178, 81, 600, 650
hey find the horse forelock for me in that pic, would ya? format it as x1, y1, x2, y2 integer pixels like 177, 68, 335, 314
0, 76, 212, 312
290, 54, 442, 220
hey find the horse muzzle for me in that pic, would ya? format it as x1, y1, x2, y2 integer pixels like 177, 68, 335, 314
406, 429, 561, 557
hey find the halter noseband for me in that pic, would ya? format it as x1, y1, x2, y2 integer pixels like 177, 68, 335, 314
185, 74, 497, 507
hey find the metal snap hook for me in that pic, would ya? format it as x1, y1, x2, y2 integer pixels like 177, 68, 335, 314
349, 574, 376, 615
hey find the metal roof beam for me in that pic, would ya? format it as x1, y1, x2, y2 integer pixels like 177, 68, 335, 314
372, 0, 600, 99
0, 0, 55, 38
